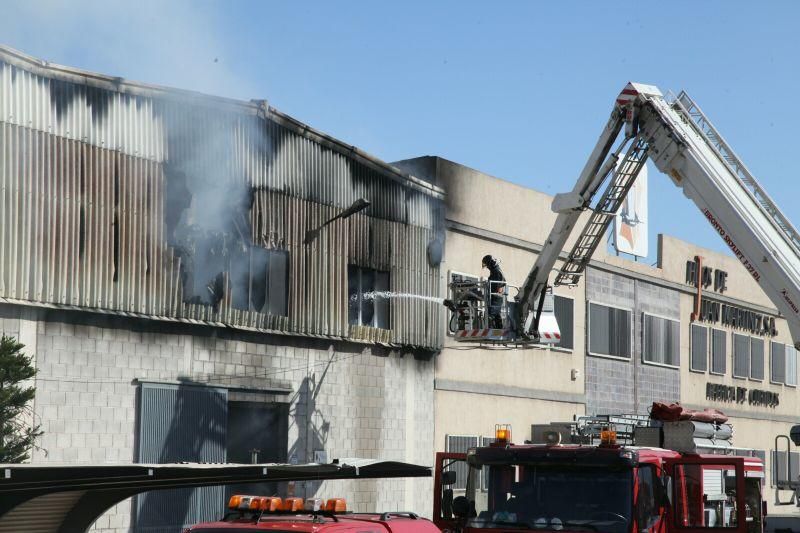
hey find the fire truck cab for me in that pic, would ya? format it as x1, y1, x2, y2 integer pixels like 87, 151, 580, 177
185, 495, 441, 532
434, 425, 765, 533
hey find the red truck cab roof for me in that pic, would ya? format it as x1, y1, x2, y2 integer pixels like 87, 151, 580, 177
187, 512, 441, 532
470, 442, 764, 473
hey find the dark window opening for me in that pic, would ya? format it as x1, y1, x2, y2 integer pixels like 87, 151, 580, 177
733, 333, 750, 379
79, 148, 86, 259
225, 401, 289, 500
112, 158, 120, 282
230, 247, 289, 316
348, 265, 390, 329
771, 341, 786, 384
553, 295, 574, 350
643, 314, 680, 367
711, 329, 727, 375
636, 465, 660, 530
691, 324, 708, 372
588, 302, 631, 359
750, 337, 765, 381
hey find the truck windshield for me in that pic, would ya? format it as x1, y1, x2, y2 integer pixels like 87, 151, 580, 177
468, 464, 632, 532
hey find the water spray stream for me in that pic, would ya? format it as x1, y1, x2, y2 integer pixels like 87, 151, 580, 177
350, 291, 444, 305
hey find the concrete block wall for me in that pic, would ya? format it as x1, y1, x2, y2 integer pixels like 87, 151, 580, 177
0, 304, 434, 532
585, 268, 681, 415
585, 268, 636, 414
632, 277, 681, 413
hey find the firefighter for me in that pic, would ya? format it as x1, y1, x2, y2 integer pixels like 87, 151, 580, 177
482, 255, 505, 328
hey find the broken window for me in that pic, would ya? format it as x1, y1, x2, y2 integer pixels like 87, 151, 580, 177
348, 265, 390, 329
230, 247, 289, 316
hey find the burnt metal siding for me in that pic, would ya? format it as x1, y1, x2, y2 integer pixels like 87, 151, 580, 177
0, 48, 444, 349
135, 383, 228, 532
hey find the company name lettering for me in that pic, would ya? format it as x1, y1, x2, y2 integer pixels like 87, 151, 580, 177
706, 383, 779, 408
696, 299, 777, 336
703, 209, 761, 282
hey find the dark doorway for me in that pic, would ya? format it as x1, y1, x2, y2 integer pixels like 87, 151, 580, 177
225, 401, 289, 498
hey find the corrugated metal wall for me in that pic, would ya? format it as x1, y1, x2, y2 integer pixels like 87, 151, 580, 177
135, 383, 228, 532
0, 48, 444, 349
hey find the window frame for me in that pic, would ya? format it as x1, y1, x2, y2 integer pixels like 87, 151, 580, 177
749, 336, 765, 382
690, 323, 709, 374
551, 294, 575, 353
348, 265, 391, 329
587, 300, 633, 361
229, 247, 290, 317
710, 328, 727, 376
641, 311, 681, 369
732, 332, 750, 380
770, 341, 787, 386
787, 345, 798, 388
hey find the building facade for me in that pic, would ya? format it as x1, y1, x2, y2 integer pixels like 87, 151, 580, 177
0, 46, 444, 532
394, 156, 800, 516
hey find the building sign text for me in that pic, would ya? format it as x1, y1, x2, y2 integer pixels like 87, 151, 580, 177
706, 383, 779, 408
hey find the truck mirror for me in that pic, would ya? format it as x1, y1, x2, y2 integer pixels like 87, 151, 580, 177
452, 496, 470, 518
442, 470, 458, 486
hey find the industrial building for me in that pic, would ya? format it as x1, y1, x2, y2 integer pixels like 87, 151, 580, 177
0, 46, 443, 531
393, 156, 800, 517
2, 44, 800, 532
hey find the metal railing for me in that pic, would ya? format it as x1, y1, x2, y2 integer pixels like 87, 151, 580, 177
672, 91, 800, 255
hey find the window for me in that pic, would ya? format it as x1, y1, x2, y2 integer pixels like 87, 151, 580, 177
445, 435, 479, 491
643, 313, 680, 367
691, 324, 708, 372
711, 329, 727, 375
733, 333, 750, 379
787, 345, 798, 387
588, 302, 631, 359
230, 247, 289, 316
553, 295, 574, 350
636, 465, 660, 530
770, 342, 785, 384
750, 337, 765, 381
348, 265, 390, 329
673, 463, 740, 528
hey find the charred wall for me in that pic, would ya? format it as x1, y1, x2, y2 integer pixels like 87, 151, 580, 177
0, 50, 445, 350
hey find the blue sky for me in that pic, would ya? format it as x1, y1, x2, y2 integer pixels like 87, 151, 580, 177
3, 1, 799, 265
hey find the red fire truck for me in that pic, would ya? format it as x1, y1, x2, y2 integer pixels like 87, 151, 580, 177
183, 494, 441, 532
432, 422, 766, 533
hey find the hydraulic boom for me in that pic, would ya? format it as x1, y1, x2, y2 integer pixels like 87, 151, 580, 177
450, 82, 800, 348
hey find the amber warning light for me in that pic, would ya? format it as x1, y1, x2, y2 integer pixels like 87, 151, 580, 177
494, 424, 512, 445
600, 427, 618, 446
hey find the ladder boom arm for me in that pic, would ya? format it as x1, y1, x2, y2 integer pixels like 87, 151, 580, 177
516, 109, 625, 333
638, 94, 800, 348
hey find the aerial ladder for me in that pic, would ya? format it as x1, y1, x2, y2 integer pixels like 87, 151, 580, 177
449, 82, 800, 348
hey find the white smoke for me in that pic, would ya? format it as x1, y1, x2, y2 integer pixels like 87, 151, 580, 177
0, 0, 257, 100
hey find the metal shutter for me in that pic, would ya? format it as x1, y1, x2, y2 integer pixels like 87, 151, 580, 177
733, 334, 749, 378
691, 325, 708, 372
711, 329, 727, 374
644, 314, 679, 366
750, 338, 764, 380
771, 342, 786, 384
134, 383, 228, 533
703, 468, 723, 497
445, 435, 478, 491
589, 303, 630, 358
787, 346, 798, 386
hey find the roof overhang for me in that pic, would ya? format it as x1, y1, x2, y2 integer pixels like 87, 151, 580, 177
0, 459, 431, 533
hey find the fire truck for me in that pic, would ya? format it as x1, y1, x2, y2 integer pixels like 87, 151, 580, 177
183, 494, 441, 532
433, 416, 768, 533
447, 82, 800, 351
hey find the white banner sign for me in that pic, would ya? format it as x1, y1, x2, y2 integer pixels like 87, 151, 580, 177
612, 163, 648, 257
